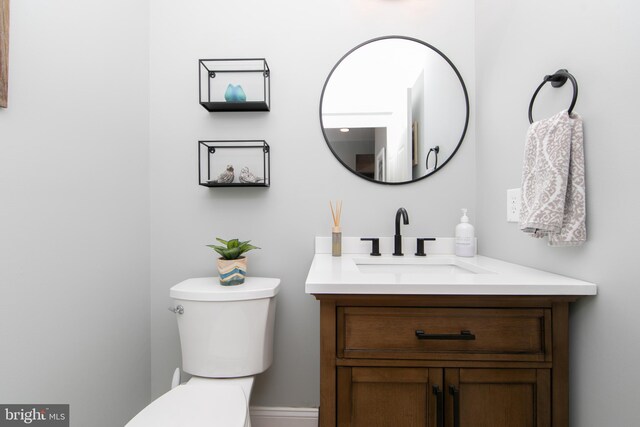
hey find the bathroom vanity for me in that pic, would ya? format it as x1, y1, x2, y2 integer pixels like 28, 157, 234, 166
306, 238, 597, 427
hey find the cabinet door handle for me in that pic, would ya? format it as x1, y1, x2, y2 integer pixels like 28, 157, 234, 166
432, 385, 444, 427
449, 385, 460, 427
415, 330, 476, 340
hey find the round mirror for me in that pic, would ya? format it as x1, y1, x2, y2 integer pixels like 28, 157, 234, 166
320, 36, 469, 184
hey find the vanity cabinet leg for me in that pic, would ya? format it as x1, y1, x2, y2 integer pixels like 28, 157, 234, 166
552, 302, 569, 427
320, 300, 337, 427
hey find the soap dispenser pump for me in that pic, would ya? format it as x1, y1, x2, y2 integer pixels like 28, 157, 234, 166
455, 208, 476, 257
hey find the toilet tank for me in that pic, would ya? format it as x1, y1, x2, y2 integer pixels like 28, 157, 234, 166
169, 277, 280, 378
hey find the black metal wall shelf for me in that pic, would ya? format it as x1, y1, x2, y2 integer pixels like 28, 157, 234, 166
199, 59, 270, 112
198, 140, 270, 187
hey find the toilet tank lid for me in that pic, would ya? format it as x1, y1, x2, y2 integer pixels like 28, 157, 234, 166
170, 277, 281, 301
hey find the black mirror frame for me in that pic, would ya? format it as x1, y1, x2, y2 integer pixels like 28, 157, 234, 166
319, 35, 470, 185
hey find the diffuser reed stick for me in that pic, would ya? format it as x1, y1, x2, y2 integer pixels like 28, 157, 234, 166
330, 200, 342, 229
330, 200, 342, 256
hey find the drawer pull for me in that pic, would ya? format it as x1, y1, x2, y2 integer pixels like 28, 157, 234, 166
415, 330, 476, 340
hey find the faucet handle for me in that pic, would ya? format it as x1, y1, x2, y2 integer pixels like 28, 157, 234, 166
415, 238, 436, 257
360, 238, 381, 256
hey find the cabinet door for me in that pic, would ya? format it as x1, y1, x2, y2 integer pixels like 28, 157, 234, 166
445, 368, 550, 427
337, 367, 444, 427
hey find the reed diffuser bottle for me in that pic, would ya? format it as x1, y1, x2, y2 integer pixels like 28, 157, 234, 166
330, 200, 342, 257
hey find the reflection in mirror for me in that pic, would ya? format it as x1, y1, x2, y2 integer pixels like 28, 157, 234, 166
320, 36, 469, 184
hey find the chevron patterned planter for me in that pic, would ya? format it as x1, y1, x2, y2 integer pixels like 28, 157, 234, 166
217, 256, 247, 286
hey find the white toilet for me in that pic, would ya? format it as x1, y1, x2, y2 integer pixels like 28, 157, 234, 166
126, 276, 280, 427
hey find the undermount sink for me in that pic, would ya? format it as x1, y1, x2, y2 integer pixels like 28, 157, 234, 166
354, 256, 495, 275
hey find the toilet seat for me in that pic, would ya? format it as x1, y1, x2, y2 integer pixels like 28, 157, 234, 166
126, 383, 247, 427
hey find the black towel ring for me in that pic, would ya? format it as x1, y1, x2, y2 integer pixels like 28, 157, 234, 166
528, 69, 578, 124
426, 146, 439, 170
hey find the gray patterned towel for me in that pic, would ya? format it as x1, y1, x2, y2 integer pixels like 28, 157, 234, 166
519, 110, 586, 246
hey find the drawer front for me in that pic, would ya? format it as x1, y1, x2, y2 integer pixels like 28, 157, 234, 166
339, 307, 551, 362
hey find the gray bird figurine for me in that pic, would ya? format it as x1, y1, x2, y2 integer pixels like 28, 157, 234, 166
212, 165, 235, 184
239, 166, 264, 184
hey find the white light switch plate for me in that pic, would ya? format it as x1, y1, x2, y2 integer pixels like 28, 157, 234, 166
507, 188, 521, 222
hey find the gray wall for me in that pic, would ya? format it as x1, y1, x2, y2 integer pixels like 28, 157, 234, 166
475, 0, 640, 425
7, 1, 632, 424
149, 0, 476, 406
0, 1, 150, 426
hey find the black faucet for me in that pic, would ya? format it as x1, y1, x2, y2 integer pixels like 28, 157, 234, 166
393, 207, 409, 256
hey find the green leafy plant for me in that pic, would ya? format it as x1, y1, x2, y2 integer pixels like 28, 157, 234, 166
207, 238, 260, 260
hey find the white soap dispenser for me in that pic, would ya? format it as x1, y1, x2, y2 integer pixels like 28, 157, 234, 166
455, 208, 476, 257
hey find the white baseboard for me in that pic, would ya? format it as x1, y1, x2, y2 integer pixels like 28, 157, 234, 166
250, 407, 318, 427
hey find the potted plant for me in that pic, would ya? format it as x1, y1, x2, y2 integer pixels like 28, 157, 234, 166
207, 238, 260, 286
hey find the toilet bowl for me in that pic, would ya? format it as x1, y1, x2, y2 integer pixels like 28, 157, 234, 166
126, 377, 254, 427
126, 277, 280, 427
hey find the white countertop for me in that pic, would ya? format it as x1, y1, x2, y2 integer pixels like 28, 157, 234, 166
305, 237, 597, 296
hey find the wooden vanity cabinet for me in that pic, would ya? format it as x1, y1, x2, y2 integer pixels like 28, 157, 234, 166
315, 294, 575, 427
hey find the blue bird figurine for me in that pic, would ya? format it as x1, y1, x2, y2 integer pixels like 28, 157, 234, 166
224, 84, 247, 102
